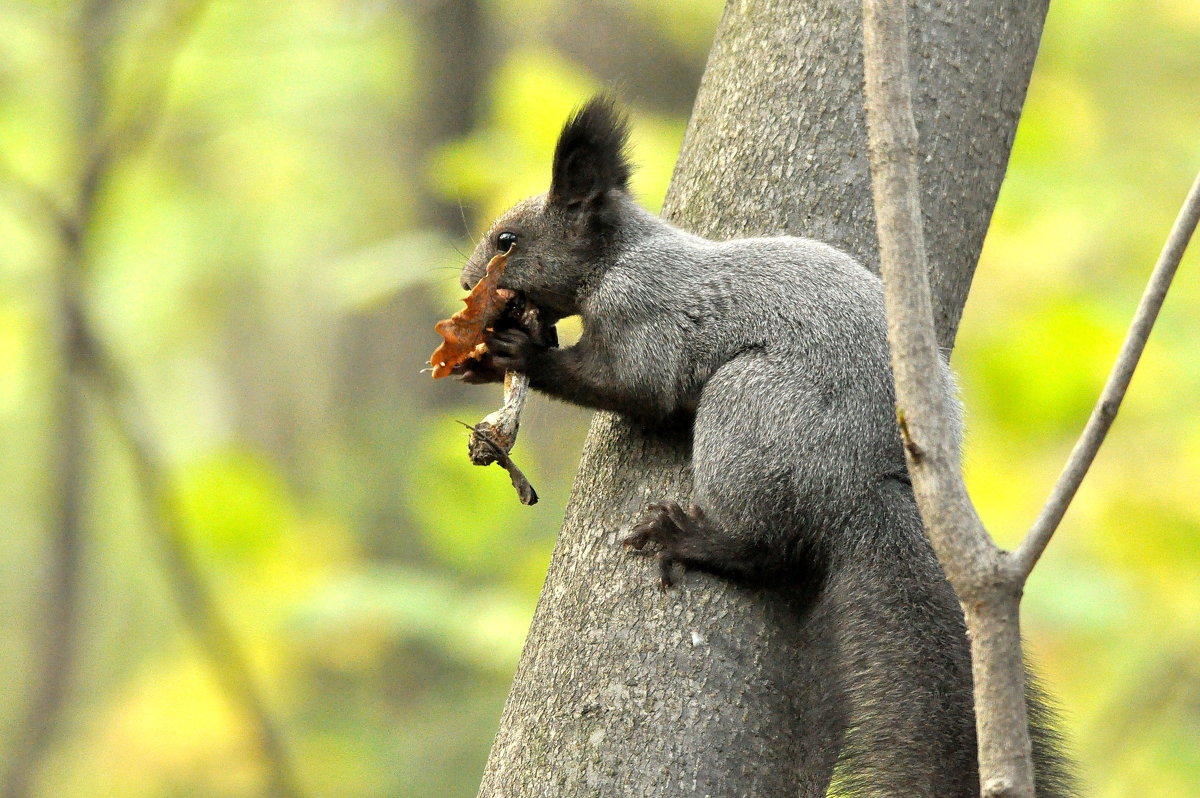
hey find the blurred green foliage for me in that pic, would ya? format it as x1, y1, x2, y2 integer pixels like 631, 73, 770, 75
0, 0, 1196, 796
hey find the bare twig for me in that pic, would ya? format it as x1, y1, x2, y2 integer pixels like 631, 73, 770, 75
1014, 171, 1200, 576
1, 3, 113, 793
460, 421, 539, 505
105, 0, 209, 157
464, 302, 545, 505
3, 1, 309, 796
76, 326, 309, 798
862, 1, 1035, 796
0, 156, 70, 230
865, 0, 1195, 792
861, 0, 996, 573
1, 288, 87, 798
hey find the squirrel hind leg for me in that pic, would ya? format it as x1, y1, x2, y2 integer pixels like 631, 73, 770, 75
623, 501, 777, 589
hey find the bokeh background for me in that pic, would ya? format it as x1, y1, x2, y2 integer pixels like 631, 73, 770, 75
0, 0, 1197, 796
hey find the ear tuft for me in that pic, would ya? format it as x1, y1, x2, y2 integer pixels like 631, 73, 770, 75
549, 96, 632, 208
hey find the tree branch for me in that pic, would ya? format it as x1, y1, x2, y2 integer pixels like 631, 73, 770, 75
1, 3, 115, 794
76, 325, 309, 798
3, 2, 309, 795
862, 0, 1036, 796
0, 155, 70, 232
861, 0, 997, 588
105, 0, 210, 159
865, 0, 1194, 790
1, 272, 88, 798
1014, 170, 1200, 577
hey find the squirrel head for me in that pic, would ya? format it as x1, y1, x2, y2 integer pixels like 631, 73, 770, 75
460, 96, 634, 321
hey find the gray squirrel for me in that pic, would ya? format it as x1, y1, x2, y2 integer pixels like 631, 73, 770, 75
458, 97, 1074, 798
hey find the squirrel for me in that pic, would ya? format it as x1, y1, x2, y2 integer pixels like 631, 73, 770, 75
457, 97, 1074, 798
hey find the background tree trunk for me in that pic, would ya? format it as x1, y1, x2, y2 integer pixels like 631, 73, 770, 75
477, 1, 1048, 795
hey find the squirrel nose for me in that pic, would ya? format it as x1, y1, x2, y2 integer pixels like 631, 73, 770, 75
460, 277, 472, 291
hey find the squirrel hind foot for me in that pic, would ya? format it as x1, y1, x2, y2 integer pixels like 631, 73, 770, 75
623, 501, 728, 590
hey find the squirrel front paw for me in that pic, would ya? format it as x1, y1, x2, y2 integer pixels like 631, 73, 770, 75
486, 327, 546, 373
453, 353, 507, 383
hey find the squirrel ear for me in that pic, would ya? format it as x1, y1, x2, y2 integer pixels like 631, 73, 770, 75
549, 96, 632, 210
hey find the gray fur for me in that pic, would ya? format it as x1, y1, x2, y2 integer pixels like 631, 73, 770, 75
460, 98, 1074, 798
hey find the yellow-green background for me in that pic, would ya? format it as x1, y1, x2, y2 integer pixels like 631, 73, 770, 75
1, 1, 1197, 796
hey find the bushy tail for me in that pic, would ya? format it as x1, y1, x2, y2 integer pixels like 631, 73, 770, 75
1028, 672, 1078, 797
827, 479, 1076, 797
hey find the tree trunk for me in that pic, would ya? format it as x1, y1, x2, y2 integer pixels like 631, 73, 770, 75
477, 1, 1048, 795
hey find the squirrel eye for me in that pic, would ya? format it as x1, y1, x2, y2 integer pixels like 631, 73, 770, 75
496, 231, 518, 253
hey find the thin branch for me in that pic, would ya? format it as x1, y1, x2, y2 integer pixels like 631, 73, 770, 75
1, 283, 87, 798
1, 2, 115, 793
105, 0, 209, 157
4, 0, 309, 795
861, 0, 995, 577
73, 0, 311, 786
1014, 170, 1200, 576
76, 325, 309, 798
862, 1, 1036, 796
0, 155, 72, 233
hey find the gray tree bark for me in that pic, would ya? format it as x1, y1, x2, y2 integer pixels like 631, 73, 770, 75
477, 1, 1048, 795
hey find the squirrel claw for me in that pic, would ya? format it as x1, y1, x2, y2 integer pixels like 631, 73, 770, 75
656, 551, 677, 592
623, 526, 651, 550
